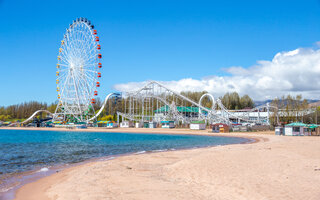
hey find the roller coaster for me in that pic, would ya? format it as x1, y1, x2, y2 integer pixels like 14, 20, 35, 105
117, 81, 279, 125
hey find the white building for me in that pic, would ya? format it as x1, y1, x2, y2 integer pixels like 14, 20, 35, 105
190, 121, 206, 130
120, 121, 134, 128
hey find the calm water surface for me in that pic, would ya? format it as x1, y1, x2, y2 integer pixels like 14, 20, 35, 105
0, 129, 250, 176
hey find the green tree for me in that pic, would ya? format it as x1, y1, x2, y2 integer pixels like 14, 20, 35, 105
240, 95, 254, 109
99, 115, 114, 121
221, 92, 242, 110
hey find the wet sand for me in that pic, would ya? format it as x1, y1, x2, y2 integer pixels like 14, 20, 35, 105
2, 127, 319, 200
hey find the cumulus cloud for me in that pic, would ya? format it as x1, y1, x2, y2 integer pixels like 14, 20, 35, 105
113, 46, 320, 100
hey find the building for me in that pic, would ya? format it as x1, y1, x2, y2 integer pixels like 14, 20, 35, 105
2, 121, 11, 126
284, 122, 311, 136
97, 121, 108, 127
212, 123, 229, 133
190, 121, 206, 130
161, 121, 175, 128
275, 127, 284, 135
120, 121, 134, 128
149, 122, 157, 128
308, 124, 320, 136
135, 122, 143, 128
142, 121, 157, 128
107, 121, 118, 128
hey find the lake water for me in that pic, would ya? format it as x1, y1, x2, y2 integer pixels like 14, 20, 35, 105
0, 129, 251, 198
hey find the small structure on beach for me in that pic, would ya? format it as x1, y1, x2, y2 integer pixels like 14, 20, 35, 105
97, 121, 108, 127
2, 121, 11, 126
142, 121, 157, 128
143, 122, 149, 128
190, 121, 206, 130
232, 124, 249, 132
76, 124, 87, 129
161, 121, 175, 128
212, 123, 229, 133
107, 121, 118, 128
149, 121, 157, 128
275, 127, 284, 135
284, 122, 311, 136
135, 122, 143, 128
120, 121, 134, 128
307, 124, 320, 136
45, 121, 54, 127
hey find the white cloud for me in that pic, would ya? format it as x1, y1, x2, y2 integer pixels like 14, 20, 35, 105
113, 46, 320, 100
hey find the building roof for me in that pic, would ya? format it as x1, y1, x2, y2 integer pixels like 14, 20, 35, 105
306, 124, 320, 128
97, 121, 108, 123
97, 121, 116, 124
285, 122, 320, 128
191, 121, 205, 124
213, 123, 228, 126
161, 121, 174, 123
155, 105, 208, 113
286, 122, 307, 127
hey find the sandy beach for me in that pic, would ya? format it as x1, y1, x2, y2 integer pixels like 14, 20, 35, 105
3, 127, 319, 200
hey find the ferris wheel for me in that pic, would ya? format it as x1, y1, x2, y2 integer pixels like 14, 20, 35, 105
54, 17, 102, 122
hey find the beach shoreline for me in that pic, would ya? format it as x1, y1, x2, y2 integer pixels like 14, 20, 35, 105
1, 127, 319, 200
0, 127, 255, 200
0, 126, 273, 139
1, 127, 258, 200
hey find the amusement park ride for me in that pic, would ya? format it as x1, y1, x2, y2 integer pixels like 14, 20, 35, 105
21, 17, 313, 127
116, 81, 279, 125
54, 17, 104, 122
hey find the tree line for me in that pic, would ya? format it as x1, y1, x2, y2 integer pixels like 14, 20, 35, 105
178, 91, 255, 110
0, 91, 255, 121
220, 92, 254, 110
269, 94, 318, 125
0, 101, 57, 121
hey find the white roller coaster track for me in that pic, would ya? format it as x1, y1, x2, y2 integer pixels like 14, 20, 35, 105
20, 110, 53, 124
196, 90, 282, 125
218, 101, 280, 124
18, 93, 118, 125
199, 93, 216, 112
88, 93, 119, 121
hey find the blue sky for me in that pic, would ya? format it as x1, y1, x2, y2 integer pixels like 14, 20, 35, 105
1, 0, 320, 105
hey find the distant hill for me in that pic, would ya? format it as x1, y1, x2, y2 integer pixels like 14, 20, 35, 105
254, 99, 320, 107
308, 101, 320, 108
253, 100, 272, 107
